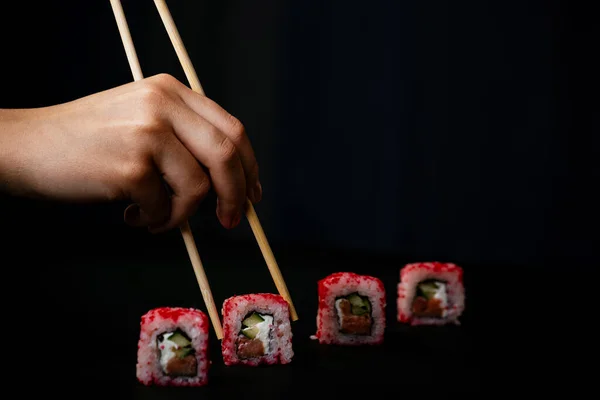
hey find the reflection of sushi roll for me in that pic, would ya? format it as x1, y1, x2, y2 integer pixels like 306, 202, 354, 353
397, 262, 465, 326
314, 272, 386, 345
221, 293, 293, 366
136, 307, 210, 387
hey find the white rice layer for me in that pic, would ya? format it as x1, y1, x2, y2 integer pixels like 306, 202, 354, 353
397, 265, 465, 325
221, 295, 293, 365
136, 309, 209, 386
316, 274, 386, 345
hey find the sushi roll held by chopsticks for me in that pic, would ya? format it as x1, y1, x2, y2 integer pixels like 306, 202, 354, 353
397, 262, 465, 326
221, 293, 294, 366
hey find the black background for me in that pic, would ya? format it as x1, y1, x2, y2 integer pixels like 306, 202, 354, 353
0, 0, 594, 395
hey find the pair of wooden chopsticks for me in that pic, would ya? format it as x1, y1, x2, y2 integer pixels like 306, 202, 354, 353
109, 0, 298, 340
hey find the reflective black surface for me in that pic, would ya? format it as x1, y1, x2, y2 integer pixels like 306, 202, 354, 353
3, 228, 580, 396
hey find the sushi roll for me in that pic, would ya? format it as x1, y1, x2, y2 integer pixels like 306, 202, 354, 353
221, 293, 293, 366
136, 307, 210, 387
397, 261, 465, 326
314, 272, 386, 345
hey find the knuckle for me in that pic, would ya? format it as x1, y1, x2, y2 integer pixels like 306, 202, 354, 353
125, 121, 163, 155
225, 114, 247, 144
136, 96, 165, 128
104, 186, 125, 203
216, 136, 238, 164
134, 95, 169, 135
121, 159, 154, 188
189, 175, 211, 203
151, 73, 178, 87
139, 84, 167, 110
138, 113, 166, 136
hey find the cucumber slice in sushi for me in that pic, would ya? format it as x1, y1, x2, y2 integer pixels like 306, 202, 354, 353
347, 293, 364, 307
362, 298, 372, 313
175, 347, 194, 359
346, 293, 371, 315
418, 281, 439, 299
351, 305, 368, 315
242, 312, 265, 327
241, 326, 260, 339
168, 331, 192, 347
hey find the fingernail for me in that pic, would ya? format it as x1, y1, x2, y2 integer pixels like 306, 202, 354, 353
219, 210, 241, 229
124, 204, 141, 226
124, 203, 158, 228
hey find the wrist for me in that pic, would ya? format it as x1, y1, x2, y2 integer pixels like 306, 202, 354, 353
0, 108, 46, 197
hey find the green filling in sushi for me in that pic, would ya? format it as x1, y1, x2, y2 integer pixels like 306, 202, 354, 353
412, 279, 448, 318
156, 329, 197, 377
236, 311, 274, 359
335, 292, 373, 335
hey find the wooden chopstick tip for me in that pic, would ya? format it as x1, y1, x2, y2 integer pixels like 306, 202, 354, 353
242, 200, 298, 321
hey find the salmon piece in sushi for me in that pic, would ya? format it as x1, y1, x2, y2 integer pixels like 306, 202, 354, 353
397, 262, 465, 325
136, 307, 210, 387
221, 293, 293, 366
314, 272, 386, 345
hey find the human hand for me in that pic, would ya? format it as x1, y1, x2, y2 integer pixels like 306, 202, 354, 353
0, 73, 261, 232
